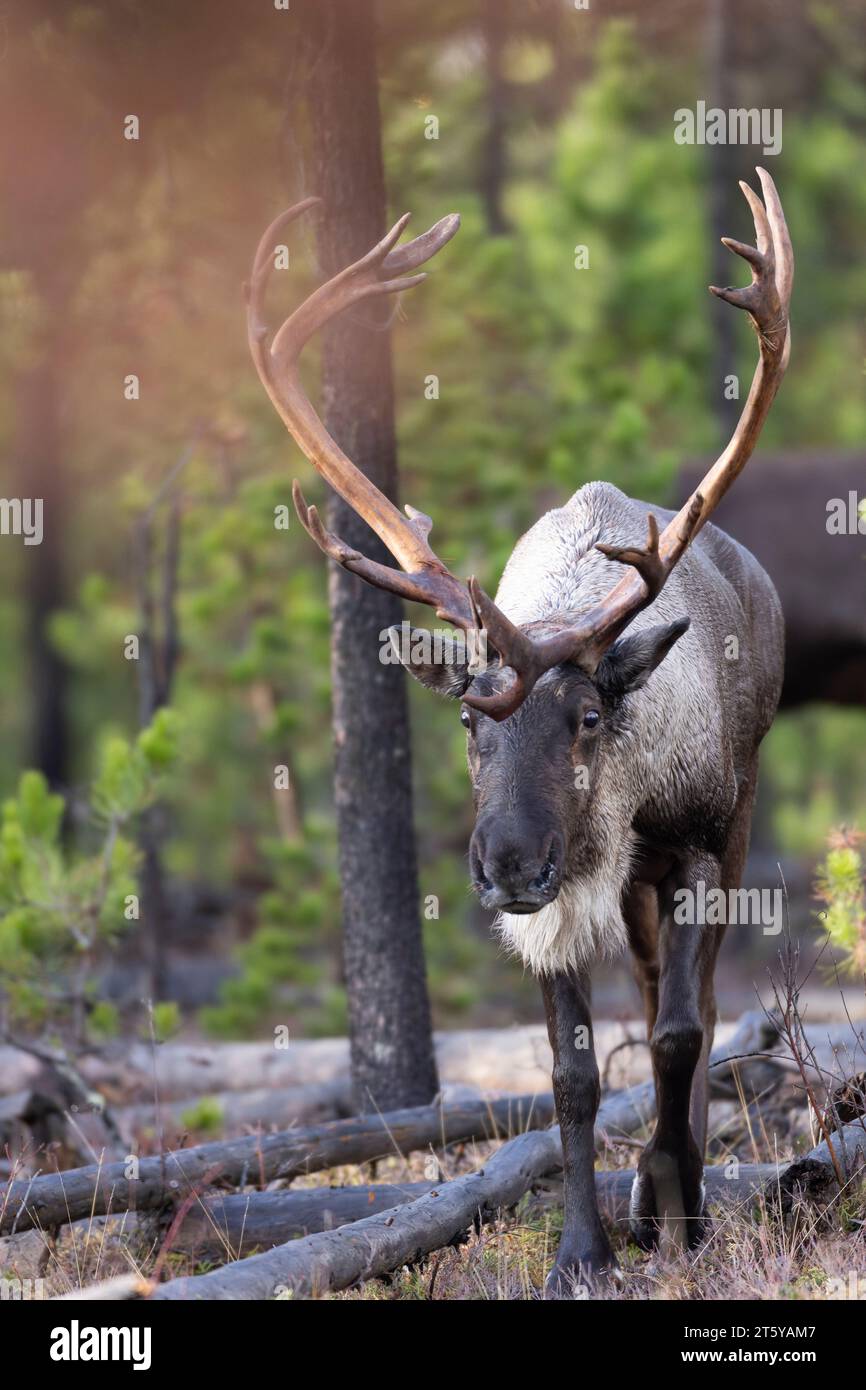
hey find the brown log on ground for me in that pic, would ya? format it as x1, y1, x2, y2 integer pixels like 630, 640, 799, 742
809, 1118, 866, 1171
8, 1015, 780, 1178
0, 1157, 766, 1274
0, 1028, 558, 1099
48, 1162, 770, 1301
35, 1120, 865, 1299
116, 1015, 776, 1147
149, 1126, 563, 1300
0, 1015, 788, 1099
784, 1025, 866, 1087
1, 1012, 858, 1110
172, 1182, 437, 1260
0, 1093, 554, 1237
0, 1078, 759, 1270
0, 1184, 439, 1274
170, 1157, 778, 1262
768, 1118, 866, 1211
115, 1080, 354, 1142
148, 1120, 866, 1300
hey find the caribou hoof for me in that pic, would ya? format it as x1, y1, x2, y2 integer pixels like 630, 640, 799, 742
629, 1149, 707, 1252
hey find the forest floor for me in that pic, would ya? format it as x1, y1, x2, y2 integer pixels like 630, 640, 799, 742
8, 1100, 863, 1302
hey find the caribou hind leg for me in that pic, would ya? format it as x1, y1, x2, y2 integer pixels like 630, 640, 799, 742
628, 852, 725, 1252
629, 758, 760, 1250
624, 878, 660, 1038
690, 759, 760, 1160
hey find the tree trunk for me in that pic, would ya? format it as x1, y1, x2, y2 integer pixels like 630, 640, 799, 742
135, 485, 183, 1001
480, 0, 510, 235
15, 291, 70, 788
298, 0, 438, 1112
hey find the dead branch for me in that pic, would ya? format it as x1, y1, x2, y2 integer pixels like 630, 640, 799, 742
0, 1092, 554, 1237
150, 1126, 563, 1299
114, 1079, 354, 1143
170, 1182, 438, 1260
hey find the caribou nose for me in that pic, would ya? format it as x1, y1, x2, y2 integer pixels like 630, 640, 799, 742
470, 827, 562, 913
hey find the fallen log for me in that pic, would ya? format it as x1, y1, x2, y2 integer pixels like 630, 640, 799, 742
148, 1119, 866, 1301
778, 1023, 866, 1087
0, 1021, 712, 1099
809, 1117, 866, 1173
0, 1092, 554, 1237
0, 1163, 769, 1276
767, 1118, 866, 1212
172, 1164, 783, 1264
37, 1112, 861, 1295
146, 1143, 829, 1301
124, 1024, 773, 1151
115, 1080, 354, 1142
0, 1011, 849, 1244
3, 1015, 860, 1102
172, 1182, 437, 1259
49, 1159, 771, 1302
0, 1027, 562, 1100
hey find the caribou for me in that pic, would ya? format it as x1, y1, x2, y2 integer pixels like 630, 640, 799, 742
247, 168, 793, 1292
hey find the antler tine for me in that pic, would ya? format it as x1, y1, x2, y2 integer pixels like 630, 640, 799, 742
572, 494, 704, 667
248, 202, 473, 629
459, 578, 532, 719
256, 208, 462, 377
461, 496, 706, 722
382, 213, 462, 276
467, 577, 536, 671
292, 480, 466, 616
756, 165, 794, 369
269, 211, 425, 372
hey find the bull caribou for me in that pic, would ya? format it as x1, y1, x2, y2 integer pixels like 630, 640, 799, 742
247, 168, 793, 1292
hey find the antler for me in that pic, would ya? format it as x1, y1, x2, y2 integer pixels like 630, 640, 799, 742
246, 199, 474, 629
462, 166, 794, 720
250, 172, 792, 724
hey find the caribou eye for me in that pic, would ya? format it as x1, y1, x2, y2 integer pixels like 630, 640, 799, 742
583, 709, 600, 729
460, 708, 471, 729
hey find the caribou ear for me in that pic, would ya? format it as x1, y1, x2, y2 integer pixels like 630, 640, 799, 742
595, 617, 690, 698
385, 625, 473, 699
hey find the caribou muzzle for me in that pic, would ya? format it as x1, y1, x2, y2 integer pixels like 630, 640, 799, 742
470, 822, 564, 913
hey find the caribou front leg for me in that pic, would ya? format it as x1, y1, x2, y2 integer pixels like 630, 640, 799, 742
540, 969, 614, 1295
629, 853, 725, 1252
